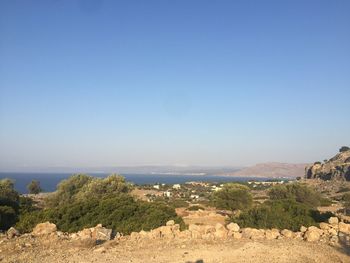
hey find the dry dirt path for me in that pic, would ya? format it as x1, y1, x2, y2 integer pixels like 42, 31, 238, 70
1, 237, 349, 263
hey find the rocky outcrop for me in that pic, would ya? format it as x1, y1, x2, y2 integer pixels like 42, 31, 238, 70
305, 149, 350, 181
32, 222, 57, 236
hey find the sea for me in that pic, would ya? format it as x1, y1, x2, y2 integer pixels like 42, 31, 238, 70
0, 172, 275, 194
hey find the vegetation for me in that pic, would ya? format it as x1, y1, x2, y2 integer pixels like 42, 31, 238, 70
231, 183, 330, 231
212, 183, 252, 211
343, 193, 350, 215
187, 205, 204, 211
0, 179, 20, 230
27, 180, 42, 194
339, 146, 350, 152
268, 183, 321, 208
15, 174, 183, 234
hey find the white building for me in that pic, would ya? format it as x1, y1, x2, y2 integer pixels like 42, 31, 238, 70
164, 191, 172, 198
173, 184, 181, 190
153, 185, 160, 190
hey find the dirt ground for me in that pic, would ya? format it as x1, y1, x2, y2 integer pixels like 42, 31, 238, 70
1, 235, 349, 263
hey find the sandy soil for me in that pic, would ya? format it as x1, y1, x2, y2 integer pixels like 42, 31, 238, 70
1, 236, 349, 263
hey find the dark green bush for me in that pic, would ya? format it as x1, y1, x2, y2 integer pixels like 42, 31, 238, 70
233, 199, 323, 231
0, 179, 20, 230
16, 194, 184, 234
212, 183, 252, 211
339, 146, 350, 153
268, 183, 321, 208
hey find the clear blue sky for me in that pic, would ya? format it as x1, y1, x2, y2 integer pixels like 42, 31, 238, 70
0, 0, 349, 170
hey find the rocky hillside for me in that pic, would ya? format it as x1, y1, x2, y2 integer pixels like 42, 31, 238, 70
305, 148, 350, 181
226, 162, 307, 178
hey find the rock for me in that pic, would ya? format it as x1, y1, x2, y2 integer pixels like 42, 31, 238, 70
300, 226, 307, 233
91, 225, 113, 241
32, 222, 57, 236
328, 228, 338, 236
214, 229, 228, 239
338, 222, 350, 234
241, 228, 264, 240
177, 230, 191, 239
93, 247, 106, 253
319, 223, 331, 230
265, 229, 280, 240
281, 229, 293, 238
191, 230, 202, 239
232, 232, 242, 239
166, 220, 175, 226
204, 225, 216, 234
159, 226, 175, 238
130, 232, 140, 241
7, 227, 20, 239
293, 232, 304, 240
328, 217, 339, 225
226, 223, 240, 232
305, 149, 350, 180
215, 223, 225, 231
304, 230, 321, 242
77, 228, 92, 240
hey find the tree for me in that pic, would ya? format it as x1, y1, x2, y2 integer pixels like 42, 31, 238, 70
27, 180, 42, 194
339, 146, 350, 153
212, 183, 252, 211
0, 179, 20, 230
268, 183, 321, 208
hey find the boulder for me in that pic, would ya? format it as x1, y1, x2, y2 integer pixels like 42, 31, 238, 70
214, 228, 228, 239
91, 225, 113, 241
300, 226, 307, 233
232, 232, 242, 239
191, 230, 202, 239
204, 225, 216, 234
319, 223, 331, 230
241, 228, 264, 240
328, 217, 339, 225
304, 229, 321, 242
338, 222, 350, 234
166, 220, 175, 226
77, 228, 93, 240
215, 223, 225, 231
226, 223, 240, 232
281, 229, 293, 238
265, 229, 280, 240
7, 227, 20, 239
32, 222, 57, 236
177, 230, 192, 239
159, 226, 174, 238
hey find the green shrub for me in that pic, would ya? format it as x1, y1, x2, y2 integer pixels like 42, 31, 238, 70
27, 180, 42, 194
233, 199, 322, 231
212, 183, 252, 211
268, 183, 321, 208
16, 194, 184, 234
0, 179, 20, 230
339, 146, 350, 153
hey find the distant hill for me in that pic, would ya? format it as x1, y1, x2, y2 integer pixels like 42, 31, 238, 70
224, 162, 308, 178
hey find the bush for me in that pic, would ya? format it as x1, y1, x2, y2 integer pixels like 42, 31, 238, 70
16, 194, 184, 234
339, 146, 350, 153
212, 183, 252, 211
343, 193, 350, 215
268, 183, 321, 208
47, 174, 131, 207
27, 180, 42, 194
233, 199, 323, 231
0, 179, 20, 230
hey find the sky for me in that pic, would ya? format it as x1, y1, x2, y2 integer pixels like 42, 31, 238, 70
0, 0, 349, 171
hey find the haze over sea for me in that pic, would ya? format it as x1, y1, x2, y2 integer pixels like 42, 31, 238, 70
0, 173, 272, 194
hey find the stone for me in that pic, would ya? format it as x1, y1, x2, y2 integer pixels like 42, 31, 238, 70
93, 247, 106, 253
281, 229, 293, 238
159, 226, 174, 238
328, 217, 339, 225
226, 223, 240, 232
214, 229, 228, 239
265, 229, 280, 240
91, 225, 113, 241
232, 232, 242, 239
300, 226, 307, 233
166, 220, 175, 226
7, 227, 20, 239
177, 230, 191, 239
328, 228, 338, 236
241, 228, 264, 240
77, 228, 92, 240
319, 223, 331, 230
304, 230, 321, 242
215, 223, 225, 231
204, 225, 216, 234
191, 230, 202, 239
32, 222, 57, 236
338, 222, 350, 234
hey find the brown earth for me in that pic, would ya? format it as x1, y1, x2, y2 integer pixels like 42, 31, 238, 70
1, 234, 349, 263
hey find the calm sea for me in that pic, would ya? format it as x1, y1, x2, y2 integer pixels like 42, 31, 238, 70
0, 172, 273, 194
